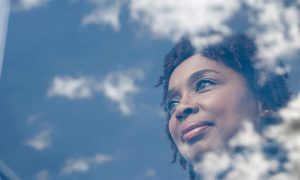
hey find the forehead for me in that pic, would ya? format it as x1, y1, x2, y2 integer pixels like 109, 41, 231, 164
168, 54, 229, 90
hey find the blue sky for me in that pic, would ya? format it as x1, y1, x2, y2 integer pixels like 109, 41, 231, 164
1, 0, 300, 180
0, 1, 186, 179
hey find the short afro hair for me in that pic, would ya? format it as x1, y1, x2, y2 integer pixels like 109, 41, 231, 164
156, 34, 291, 180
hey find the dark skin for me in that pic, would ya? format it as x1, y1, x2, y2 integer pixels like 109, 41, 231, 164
167, 54, 262, 165
157, 34, 291, 179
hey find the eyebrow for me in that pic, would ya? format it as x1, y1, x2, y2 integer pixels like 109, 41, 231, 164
166, 69, 220, 102
187, 69, 220, 86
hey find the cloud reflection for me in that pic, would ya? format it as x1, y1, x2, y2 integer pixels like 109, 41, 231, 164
26, 129, 52, 151
61, 153, 113, 175
47, 68, 144, 115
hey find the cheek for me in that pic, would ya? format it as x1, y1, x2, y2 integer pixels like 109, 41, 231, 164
200, 89, 253, 123
168, 117, 179, 141
207, 84, 257, 116
208, 91, 258, 136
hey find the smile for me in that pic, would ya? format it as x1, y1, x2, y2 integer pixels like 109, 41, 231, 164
180, 121, 214, 142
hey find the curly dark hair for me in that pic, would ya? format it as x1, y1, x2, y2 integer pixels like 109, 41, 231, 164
156, 34, 291, 180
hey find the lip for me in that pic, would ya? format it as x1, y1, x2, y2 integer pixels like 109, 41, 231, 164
180, 121, 214, 142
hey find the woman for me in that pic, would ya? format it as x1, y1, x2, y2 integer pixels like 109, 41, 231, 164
156, 34, 290, 179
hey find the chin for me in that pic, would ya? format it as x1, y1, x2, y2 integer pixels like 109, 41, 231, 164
179, 135, 224, 164
178, 140, 212, 164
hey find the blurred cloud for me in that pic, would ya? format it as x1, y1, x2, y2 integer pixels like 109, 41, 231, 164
26, 129, 52, 151
194, 150, 231, 179
229, 121, 263, 148
82, 0, 121, 31
84, 0, 240, 46
245, 1, 300, 66
144, 168, 156, 177
47, 76, 94, 100
98, 68, 144, 116
193, 120, 279, 179
0, 0, 10, 78
130, 0, 300, 66
278, 93, 300, 122
61, 153, 113, 175
34, 169, 49, 180
226, 151, 279, 180
193, 94, 300, 180
129, 0, 239, 46
265, 92, 300, 179
47, 68, 144, 116
14, 0, 50, 11
26, 112, 43, 124
83, 0, 300, 68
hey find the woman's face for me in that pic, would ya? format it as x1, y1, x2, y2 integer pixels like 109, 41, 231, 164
167, 54, 261, 164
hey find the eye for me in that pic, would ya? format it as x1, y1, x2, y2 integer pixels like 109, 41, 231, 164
167, 98, 180, 115
195, 78, 217, 92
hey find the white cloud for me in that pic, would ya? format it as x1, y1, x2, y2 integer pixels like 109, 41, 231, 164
83, 0, 300, 67
246, 1, 300, 66
278, 93, 300, 122
26, 112, 43, 124
0, 0, 10, 78
14, 0, 50, 11
34, 169, 49, 180
26, 129, 52, 151
61, 153, 113, 175
93, 153, 113, 163
98, 68, 144, 115
62, 159, 89, 174
264, 92, 300, 179
144, 168, 156, 177
190, 90, 300, 179
82, 1, 121, 31
129, 0, 240, 46
194, 150, 231, 179
129, 0, 300, 64
193, 117, 299, 179
83, 0, 241, 43
226, 151, 279, 180
47, 76, 94, 100
47, 68, 144, 115
229, 120, 263, 148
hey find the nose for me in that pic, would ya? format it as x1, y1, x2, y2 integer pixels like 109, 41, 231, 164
175, 101, 199, 121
